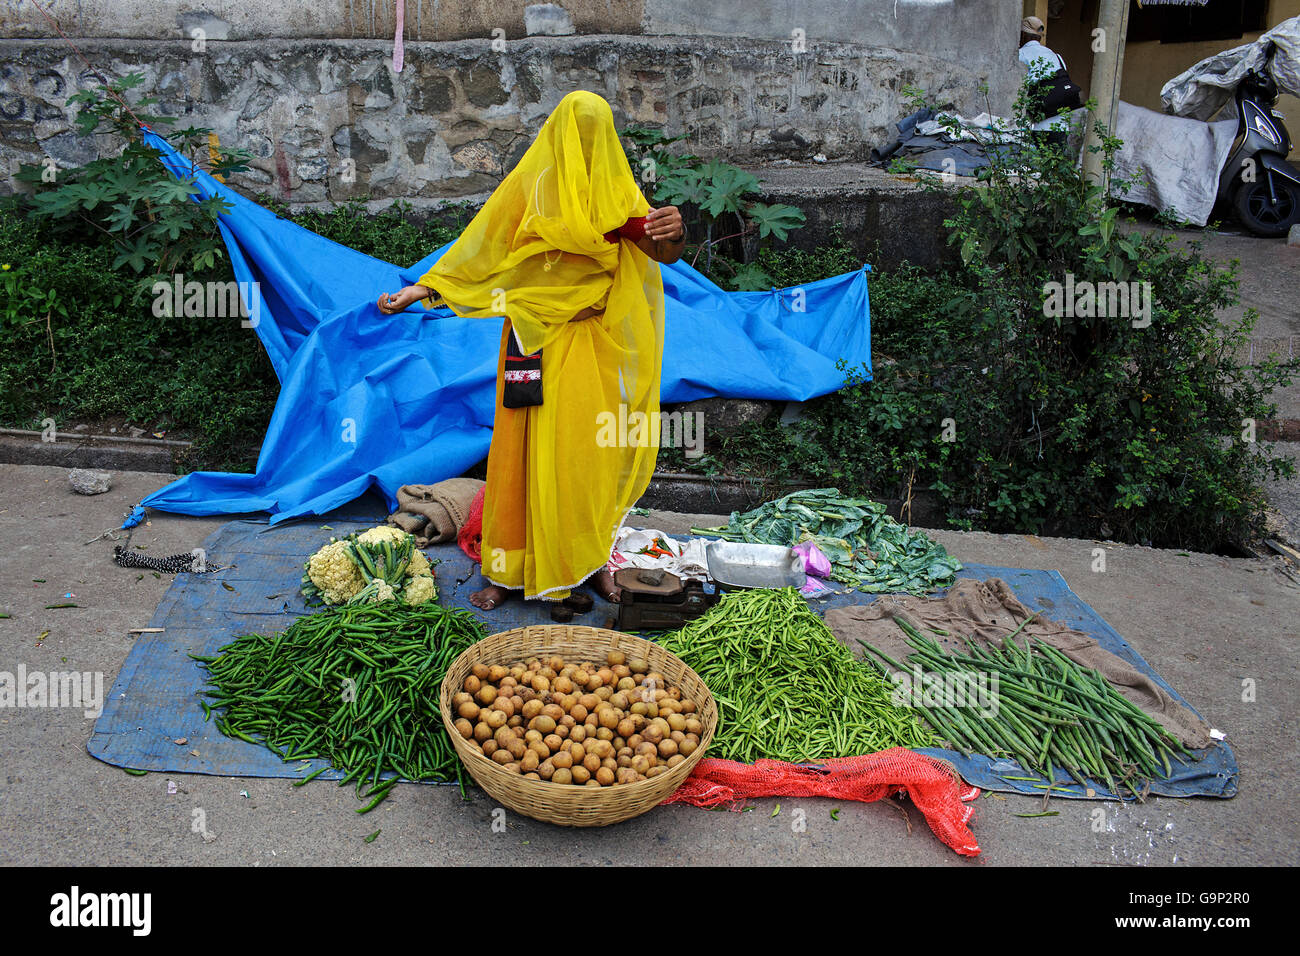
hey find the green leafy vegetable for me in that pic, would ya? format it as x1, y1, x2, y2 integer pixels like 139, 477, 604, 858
692, 488, 961, 594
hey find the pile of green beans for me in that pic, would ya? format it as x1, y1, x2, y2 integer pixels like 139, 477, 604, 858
191, 601, 484, 813
859, 619, 1196, 797
658, 588, 935, 763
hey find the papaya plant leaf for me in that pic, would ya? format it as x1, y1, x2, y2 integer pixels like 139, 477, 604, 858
701, 166, 759, 218
730, 261, 773, 291
149, 177, 201, 204
105, 201, 138, 233
655, 168, 707, 208
745, 202, 806, 241
112, 236, 157, 273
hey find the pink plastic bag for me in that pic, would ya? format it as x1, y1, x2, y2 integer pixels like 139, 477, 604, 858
793, 541, 834, 596
793, 540, 832, 578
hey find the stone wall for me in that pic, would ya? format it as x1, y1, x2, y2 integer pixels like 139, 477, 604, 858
1, 32, 1014, 203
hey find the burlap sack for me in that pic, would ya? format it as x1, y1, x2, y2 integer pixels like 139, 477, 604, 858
825, 577, 1211, 749
387, 478, 486, 548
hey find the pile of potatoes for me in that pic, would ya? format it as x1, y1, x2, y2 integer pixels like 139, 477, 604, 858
450, 650, 705, 787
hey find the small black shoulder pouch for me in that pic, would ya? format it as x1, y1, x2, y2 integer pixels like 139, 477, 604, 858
502, 330, 543, 408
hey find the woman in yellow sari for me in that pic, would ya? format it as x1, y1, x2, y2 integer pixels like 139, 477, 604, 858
378, 91, 684, 609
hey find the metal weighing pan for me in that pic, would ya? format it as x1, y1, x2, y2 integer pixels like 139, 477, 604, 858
705, 541, 807, 590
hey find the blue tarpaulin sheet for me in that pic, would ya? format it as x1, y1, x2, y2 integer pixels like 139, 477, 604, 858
125, 128, 872, 527
89, 515, 1236, 799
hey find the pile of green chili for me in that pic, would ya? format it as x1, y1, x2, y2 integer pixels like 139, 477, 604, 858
192, 601, 484, 813
859, 618, 1196, 797
658, 588, 935, 763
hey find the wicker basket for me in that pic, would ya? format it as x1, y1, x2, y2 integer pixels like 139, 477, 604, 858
439, 624, 717, 827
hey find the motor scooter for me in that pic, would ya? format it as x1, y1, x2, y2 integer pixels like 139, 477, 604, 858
1216, 49, 1300, 237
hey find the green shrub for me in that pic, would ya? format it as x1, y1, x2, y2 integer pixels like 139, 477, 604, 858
728, 101, 1298, 549
14, 73, 250, 290
5, 71, 1292, 551
0, 205, 280, 471
756, 224, 863, 289
0, 67, 474, 473
0, 193, 475, 473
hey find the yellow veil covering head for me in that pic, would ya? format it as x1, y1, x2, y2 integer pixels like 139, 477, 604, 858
416, 90, 666, 599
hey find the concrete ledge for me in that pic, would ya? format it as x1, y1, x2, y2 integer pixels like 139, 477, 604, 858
637, 470, 809, 515
5, 416, 1297, 523
745, 162, 964, 270
0, 430, 179, 474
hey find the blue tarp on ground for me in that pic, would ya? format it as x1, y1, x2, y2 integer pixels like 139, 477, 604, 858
89, 514, 1237, 800
125, 128, 871, 527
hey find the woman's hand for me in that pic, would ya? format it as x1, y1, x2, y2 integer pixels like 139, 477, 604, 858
645, 206, 684, 242
377, 284, 430, 315
637, 206, 686, 264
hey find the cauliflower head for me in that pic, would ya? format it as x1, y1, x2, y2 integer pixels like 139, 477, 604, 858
307, 540, 364, 604
357, 525, 409, 546
365, 578, 398, 604
402, 573, 436, 606
407, 549, 432, 577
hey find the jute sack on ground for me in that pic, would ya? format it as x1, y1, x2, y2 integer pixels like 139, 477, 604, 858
824, 577, 1211, 749
387, 478, 486, 548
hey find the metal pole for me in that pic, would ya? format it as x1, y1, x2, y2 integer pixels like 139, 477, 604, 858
1082, 0, 1131, 185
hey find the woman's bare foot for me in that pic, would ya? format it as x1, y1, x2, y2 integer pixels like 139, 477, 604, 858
470, 583, 511, 611
593, 567, 621, 603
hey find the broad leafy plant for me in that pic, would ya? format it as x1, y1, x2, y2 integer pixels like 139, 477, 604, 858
14, 73, 252, 291
819, 87, 1296, 548
621, 124, 806, 290
659, 89, 1297, 551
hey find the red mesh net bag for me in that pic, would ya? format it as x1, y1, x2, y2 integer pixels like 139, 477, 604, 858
661, 749, 982, 857
458, 486, 485, 564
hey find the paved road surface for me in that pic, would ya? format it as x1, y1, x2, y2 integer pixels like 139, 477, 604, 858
2, 464, 1297, 866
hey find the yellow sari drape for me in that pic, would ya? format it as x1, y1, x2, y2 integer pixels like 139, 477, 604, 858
415, 91, 665, 600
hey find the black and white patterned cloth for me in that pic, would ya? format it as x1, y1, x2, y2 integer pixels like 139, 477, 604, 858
112, 545, 217, 574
